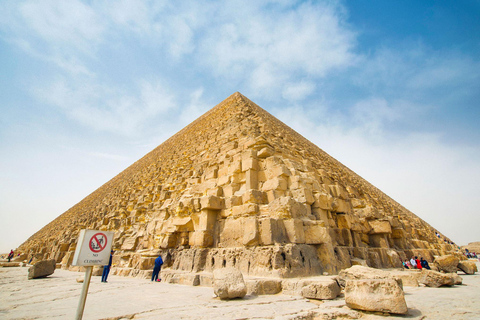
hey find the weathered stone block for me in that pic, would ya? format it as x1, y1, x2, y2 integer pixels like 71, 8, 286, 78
312, 192, 334, 210
242, 189, 267, 204
213, 267, 247, 300
345, 279, 407, 314
458, 260, 477, 274
301, 279, 341, 300
304, 223, 331, 244
283, 219, 305, 244
28, 259, 56, 279
434, 255, 460, 273
200, 195, 223, 210
368, 220, 392, 234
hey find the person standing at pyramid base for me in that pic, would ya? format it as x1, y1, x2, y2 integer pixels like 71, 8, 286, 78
101, 250, 114, 282
152, 255, 163, 282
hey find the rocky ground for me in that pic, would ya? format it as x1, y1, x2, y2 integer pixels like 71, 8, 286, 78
1, 261, 479, 320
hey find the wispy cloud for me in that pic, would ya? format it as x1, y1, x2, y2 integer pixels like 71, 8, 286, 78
32, 77, 177, 136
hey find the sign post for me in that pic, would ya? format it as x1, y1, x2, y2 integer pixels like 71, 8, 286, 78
72, 229, 114, 320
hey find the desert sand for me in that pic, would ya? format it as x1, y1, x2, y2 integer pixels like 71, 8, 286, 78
1, 262, 479, 320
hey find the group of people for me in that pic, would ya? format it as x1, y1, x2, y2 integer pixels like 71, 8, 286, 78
464, 249, 478, 259
101, 251, 164, 283
403, 256, 430, 270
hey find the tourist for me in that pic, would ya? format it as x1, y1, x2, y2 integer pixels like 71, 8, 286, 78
101, 250, 114, 283
7, 249, 14, 262
420, 257, 431, 269
410, 256, 417, 269
403, 259, 410, 269
152, 254, 164, 282
415, 256, 422, 270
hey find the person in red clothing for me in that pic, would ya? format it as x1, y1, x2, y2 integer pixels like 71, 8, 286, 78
415, 256, 422, 270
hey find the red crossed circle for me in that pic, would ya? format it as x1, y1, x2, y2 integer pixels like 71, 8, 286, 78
89, 233, 108, 253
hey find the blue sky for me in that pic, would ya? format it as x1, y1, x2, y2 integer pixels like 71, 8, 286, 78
1, 0, 479, 253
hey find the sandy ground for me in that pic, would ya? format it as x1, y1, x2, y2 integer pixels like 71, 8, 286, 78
1, 262, 479, 320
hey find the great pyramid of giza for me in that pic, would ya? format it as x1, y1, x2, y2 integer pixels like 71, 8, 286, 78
19, 92, 458, 278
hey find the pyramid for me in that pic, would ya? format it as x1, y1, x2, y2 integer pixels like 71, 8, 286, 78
19, 92, 458, 278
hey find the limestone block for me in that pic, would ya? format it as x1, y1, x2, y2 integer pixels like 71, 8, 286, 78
434, 255, 460, 273
291, 187, 314, 205
336, 214, 351, 229
391, 228, 405, 239
28, 259, 56, 279
388, 271, 420, 287
332, 199, 352, 214
222, 183, 240, 198
351, 198, 366, 208
242, 217, 259, 246
242, 189, 267, 204
329, 184, 349, 200
312, 192, 334, 210
257, 146, 275, 158
418, 269, 455, 287
458, 260, 477, 274
196, 209, 218, 231
225, 196, 242, 209
266, 190, 285, 202
245, 169, 258, 190
304, 223, 331, 244
189, 230, 214, 248
217, 174, 230, 186
213, 267, 247, 300
338, 265, 403, 289
283, 219, 305, 244
200, 195, 224, 210
121, 237, 139, 251
246, 279, 282, 295
345, 279, 407, 314
261, 177, 288, 192
241, 158, 258, 172
227, 160, 242, 175
368, 220, 392, 234
449, 272, 463, 285
232, 203, 259, 216
268, 196, 307, 219
301, 279, 341, 300
259, 218, 287, 245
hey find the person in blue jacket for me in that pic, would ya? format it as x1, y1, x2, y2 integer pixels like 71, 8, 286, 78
152, 255, 163, 282
101, 250, 114, 282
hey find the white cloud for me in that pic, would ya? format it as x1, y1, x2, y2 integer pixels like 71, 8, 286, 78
32, 77, 177, 136
198, 1, 357, 98
282, 81, 316, 101
19, 0, 104, 52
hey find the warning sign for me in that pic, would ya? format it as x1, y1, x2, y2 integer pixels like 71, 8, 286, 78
89, 233, 108, 253
72, 229, 114, 266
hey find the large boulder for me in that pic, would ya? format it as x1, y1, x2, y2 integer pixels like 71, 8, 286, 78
301, 278, 341, 300
213, 267, 247, 300
418, 269, 455, 287
338, 265, 403, 289
28, 259, 56, 279
388, 270, 420, 287
433, 255, 459, 273
458, 260, 477, 275
345, 279, 408, 314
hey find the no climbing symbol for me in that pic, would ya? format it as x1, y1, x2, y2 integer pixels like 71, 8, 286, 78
89, 233, 107, 253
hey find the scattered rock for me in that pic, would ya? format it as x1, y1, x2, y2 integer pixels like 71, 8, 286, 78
212, 267, 247, 300
338, 265, 403, 289
434, 255, 460, 273
418, 269, 455, 287
448, 273, 463, 285
344, 279, 408, 314
458, 260, 477, 275
301, 278, 341, 300
28, 259, 56, 279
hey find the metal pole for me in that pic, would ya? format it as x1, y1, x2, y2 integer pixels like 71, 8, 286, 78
75, 266, 93, 320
